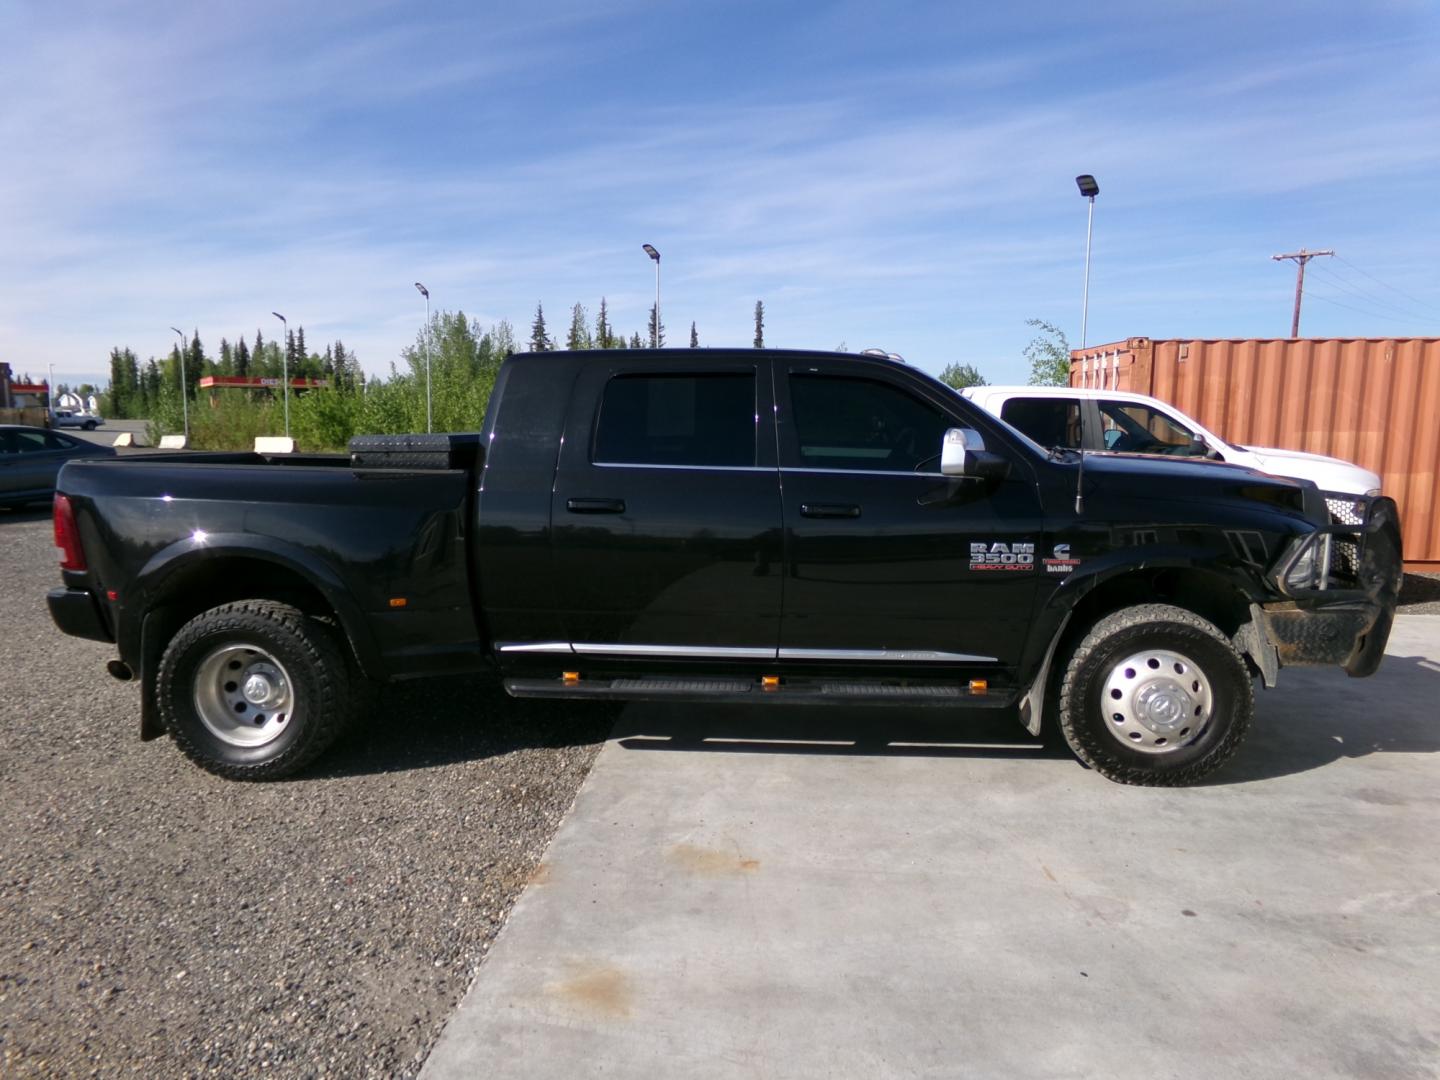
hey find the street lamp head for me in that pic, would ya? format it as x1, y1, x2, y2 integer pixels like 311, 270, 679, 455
1075, 174, 1099, 198
271, 311, 286, 324
642, 244, 660, 262
170, 326, 184, 337
414, 282, 429, 299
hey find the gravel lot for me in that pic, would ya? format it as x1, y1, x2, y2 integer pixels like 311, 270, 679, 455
0, 507, 613, 1078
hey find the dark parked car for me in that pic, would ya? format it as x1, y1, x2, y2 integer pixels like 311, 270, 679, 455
1, 424, 116, 510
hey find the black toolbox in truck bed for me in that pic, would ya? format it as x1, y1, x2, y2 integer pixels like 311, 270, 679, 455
347, 433, 482, 470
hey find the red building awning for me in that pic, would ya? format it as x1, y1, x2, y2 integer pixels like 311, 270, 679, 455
198, 376, 330, 389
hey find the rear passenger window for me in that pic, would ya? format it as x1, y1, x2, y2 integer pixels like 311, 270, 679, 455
594, 372, 756, 467
1000, 398, 1083, 450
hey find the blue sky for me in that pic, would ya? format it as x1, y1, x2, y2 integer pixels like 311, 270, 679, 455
2, 0, 1438, 389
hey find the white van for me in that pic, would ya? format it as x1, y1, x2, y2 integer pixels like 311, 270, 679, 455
962, 385, 1380, 500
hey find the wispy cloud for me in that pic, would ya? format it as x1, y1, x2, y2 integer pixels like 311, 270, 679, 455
1, 1, 1437, 385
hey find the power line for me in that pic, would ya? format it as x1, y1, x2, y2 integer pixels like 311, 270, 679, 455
1334, 254, 1440, 316
1271, 248, 1333, 337
1307, 262, 1433, 322
1302, 290, 1418, 326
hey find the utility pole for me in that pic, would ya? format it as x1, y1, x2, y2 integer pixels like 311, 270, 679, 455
1271, 248, 1334, 338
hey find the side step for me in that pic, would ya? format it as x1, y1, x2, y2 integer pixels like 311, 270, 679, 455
504, 675, 1011, 708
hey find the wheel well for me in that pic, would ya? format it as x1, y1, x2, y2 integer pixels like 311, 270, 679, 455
1068, 567, 1251, 643
145, 557, 370, 676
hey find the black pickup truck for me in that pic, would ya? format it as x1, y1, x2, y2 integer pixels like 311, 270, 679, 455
47, 349, 1402, 785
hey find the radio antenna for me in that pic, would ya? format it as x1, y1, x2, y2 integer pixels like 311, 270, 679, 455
1074, 450, 1086, 514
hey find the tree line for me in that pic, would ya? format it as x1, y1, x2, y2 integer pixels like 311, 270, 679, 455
93, 301, 1070, 451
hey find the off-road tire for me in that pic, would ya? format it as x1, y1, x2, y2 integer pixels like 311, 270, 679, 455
1058, 603, 1252, 786
157, 600, 354, 780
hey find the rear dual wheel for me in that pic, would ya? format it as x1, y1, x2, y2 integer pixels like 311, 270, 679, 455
157, 600, 354, 779
1058, 604, 1252, 786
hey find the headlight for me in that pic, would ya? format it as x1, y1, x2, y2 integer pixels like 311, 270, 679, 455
1284, 543, 1317, 591
1281, 533, 1333, 592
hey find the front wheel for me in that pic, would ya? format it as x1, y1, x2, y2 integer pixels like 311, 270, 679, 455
1057, 604, 1252, 786
156, 600, 355, 779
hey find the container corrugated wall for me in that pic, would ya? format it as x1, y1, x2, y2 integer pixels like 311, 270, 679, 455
1071, 338, 1440, 569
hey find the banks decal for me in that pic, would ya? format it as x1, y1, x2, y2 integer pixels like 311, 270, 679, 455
970, 541, 1035, 572
1043, 543, 1082, 575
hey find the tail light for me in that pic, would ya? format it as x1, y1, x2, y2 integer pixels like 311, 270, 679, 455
54, 494, 87, 572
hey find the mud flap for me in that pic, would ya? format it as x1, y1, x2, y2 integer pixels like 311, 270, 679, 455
1234, 604, 1279, 689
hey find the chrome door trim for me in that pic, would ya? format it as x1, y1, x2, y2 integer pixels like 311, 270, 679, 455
780, 467, 949, 478
778, 648, 998, 663
591, 462, 775, 473
571, 642, 778, 659
499, 642, 995, 663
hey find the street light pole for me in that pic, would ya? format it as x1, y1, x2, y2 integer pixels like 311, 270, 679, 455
271, 312, 290, 438
414, 283, 431, 432
1075, 174, 1100, 349
170, 327, 190, 441
642, 244, 661, 347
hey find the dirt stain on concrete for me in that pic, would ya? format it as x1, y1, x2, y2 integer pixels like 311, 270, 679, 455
548, 965, 632, 1018
527, 862, 552, 885
668, 843, 760, 876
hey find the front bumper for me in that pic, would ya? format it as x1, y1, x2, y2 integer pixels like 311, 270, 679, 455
1260, 494, 1402, 678
47, 587, 114, 644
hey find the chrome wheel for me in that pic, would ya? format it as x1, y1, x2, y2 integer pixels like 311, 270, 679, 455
1100, 647, 1212, 755
192, 643, 295, 748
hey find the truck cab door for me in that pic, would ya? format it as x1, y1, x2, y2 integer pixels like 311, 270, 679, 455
545, 355, 783, 660
775, 361, 1045, 676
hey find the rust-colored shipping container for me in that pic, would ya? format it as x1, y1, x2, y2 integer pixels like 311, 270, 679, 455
1070, 337, 1440, 570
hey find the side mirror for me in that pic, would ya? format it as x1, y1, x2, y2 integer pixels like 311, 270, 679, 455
940, 428, 1009, 480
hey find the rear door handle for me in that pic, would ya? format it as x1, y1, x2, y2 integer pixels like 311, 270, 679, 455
800, 503, 861, 519
566, 497, 626, 514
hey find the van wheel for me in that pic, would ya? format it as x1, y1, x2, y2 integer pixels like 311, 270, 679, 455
157, 600, 353, 780
1057, 604, 1252, 786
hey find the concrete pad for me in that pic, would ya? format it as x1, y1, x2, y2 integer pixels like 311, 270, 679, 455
111, 431, 134, 447
157, 434, 187, 450
423, 617, 1440, 1079
254, 436, 295, 454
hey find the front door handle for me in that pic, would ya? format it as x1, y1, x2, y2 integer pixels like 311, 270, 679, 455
566, 497, 626, 514
800, 503, 861, 519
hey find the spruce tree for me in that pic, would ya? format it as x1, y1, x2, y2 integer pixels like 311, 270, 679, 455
566, 303, 591, 350
648, 304, 665, 348
594, 298, 612, 349
529, 303, 552, 352
186, 331, 204, 398
630, 332, 643, 349
689, 322, 699, 348
753, 301, 765, 348
108, 347, 128, 417
294, 326, 308, 375
235, 337, 251, 379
